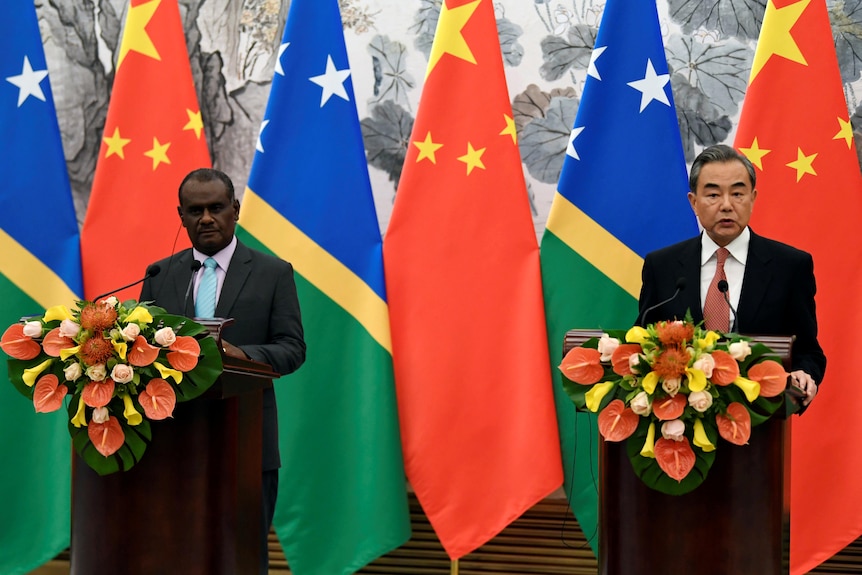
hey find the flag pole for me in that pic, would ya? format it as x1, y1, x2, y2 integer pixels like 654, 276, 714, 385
450, 558, 459, 575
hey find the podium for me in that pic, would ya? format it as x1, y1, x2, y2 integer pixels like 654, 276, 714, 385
564, 330, 795, 575
70, 337, 278, 575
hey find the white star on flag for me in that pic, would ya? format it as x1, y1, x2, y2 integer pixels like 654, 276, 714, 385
6, 55, 48, 107
309, 55, 351, 107
256, 119, 270, 153
274, 43, 290, 76
627, 58, 670, 112
566, 126, 585, 159
587, 46, 607, 80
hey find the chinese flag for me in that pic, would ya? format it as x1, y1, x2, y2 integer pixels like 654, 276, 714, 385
81, 0, 210, 300
734, 0, 862, 572
383, 0, 562, 559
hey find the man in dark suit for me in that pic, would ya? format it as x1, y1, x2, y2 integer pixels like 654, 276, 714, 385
638, 144, 825, 406
140, 168, 305, 573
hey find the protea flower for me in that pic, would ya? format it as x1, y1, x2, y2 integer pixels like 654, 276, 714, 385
79, 333, 114, 366
79, 302, 118, 332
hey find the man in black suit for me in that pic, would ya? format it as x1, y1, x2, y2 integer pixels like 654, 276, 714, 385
140, 168, 305, 573
638, 145, 825, 406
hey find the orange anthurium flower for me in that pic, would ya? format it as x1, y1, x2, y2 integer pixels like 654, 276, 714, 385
597, 399, 639, 442
33, 374, 68, 413
88, 416, 125, 457
559, 347, 603, 384
611, 344, 642, 376
654, 437, 696, 482
710, 350, 740, 385
652, 394, 686, 421
716, 402, 751, 445
1, 324, 42, 360
81, 378, 115, 408
42, 327, 75, 357
128, 335, 159, 367
138, 378, 177, 420
747, 360, 788, 398
166, 336, 201, 372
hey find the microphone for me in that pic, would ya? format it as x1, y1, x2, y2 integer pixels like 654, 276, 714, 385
92, 264, 161, 303
183, 259, 203, 314
717, 279, 739, 333
638, 277, 686, 326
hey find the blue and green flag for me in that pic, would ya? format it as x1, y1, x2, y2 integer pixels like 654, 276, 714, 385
237, 0, 411, 573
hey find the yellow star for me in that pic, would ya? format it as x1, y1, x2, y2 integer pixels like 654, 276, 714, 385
834, 117, 854, 149
750, 0, 809, 82
414, 131, 443, 164
457, 142, 486, 175
143, 137, 171, 170
183, 109, 204, 139
103, 127, 131, 159
118, 0, 162, 69
500, 114, 517, 145
739, 137, 771, 170
786, 147, 817, 182
426, 0, 481, 78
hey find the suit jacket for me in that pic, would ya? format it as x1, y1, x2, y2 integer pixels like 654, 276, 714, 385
139, 240, 306, 469
637, 230, 826, 384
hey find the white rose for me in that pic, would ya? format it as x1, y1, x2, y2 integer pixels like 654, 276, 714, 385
628, 353, 642, 374
661, 419, 686, 442
92, 407, 110, 424
86, 364, 107, 382
692, 354, 715, 378
22, 321, 42, 338
111, 364, 134, 384
728, 341, 752, 361
597, 334, 620, 362
120, 323, 141, 342
154, 327, 176, 347
688, 390, 714, 413
103, 296, 119, 308
64, 362, 83, 382
662, 377, 681, 397
630, 391, 652, 416
59, 319, 81, 338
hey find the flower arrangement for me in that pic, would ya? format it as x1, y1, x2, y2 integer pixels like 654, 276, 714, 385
559, 318, 790, 495
1, 298, 222, 475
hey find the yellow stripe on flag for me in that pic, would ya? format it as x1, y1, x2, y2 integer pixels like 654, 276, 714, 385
240, 188, 392, 353
0, 228, 79, 309
545, 192, 643, 299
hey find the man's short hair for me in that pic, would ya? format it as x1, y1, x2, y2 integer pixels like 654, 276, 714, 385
689, 144, 756, 192
178, 168, 235, 204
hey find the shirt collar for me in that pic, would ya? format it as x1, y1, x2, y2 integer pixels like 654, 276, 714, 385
193, 235, 237, 271
700, 227, 750, 265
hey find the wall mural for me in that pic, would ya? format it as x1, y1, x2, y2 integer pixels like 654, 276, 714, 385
38, 0, 862, 239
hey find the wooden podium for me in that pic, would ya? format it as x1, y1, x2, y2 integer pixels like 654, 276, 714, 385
70, 335, 278, 575
564, 330, 795, 575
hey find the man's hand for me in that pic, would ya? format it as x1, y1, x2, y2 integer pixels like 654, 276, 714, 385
790, 370, 817, 406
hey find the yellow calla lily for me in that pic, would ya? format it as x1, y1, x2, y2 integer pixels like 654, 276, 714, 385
693, 419, 715, 452
640, 422, 656, 458
22, 359, 53, 387
125, 307, 153, 325
625, 326, 649, 344
113, 340, 128, 361
685, 367, 707, 392
60, 345, 81, 361
642, 371, 659, 394
154, 361, 183, 384
121, 393, 143, 426
71, 396, 88, 428
697, 331, 721, 350
733, 376, 761, 402
43, 305, 73, 322
585, 381, 615, 412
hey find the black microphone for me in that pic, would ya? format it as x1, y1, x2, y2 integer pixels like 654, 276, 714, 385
637, 277, 686, 326
92, 264, 161, 303
183, 259, 203, 314
717, 279, 739, 333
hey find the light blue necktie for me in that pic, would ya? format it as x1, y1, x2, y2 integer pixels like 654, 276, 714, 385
195, 257, 218, 318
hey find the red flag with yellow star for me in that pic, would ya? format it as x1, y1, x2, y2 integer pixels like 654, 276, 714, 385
383, 0, 562, 559
81, 0, 210, 300
734, 0, 862, 572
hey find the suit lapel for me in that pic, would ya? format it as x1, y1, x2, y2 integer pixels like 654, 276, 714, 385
217, 241, 252, 318
678, 236, 704, 323
168, 250, 196, 317
738, 231, 772, 330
